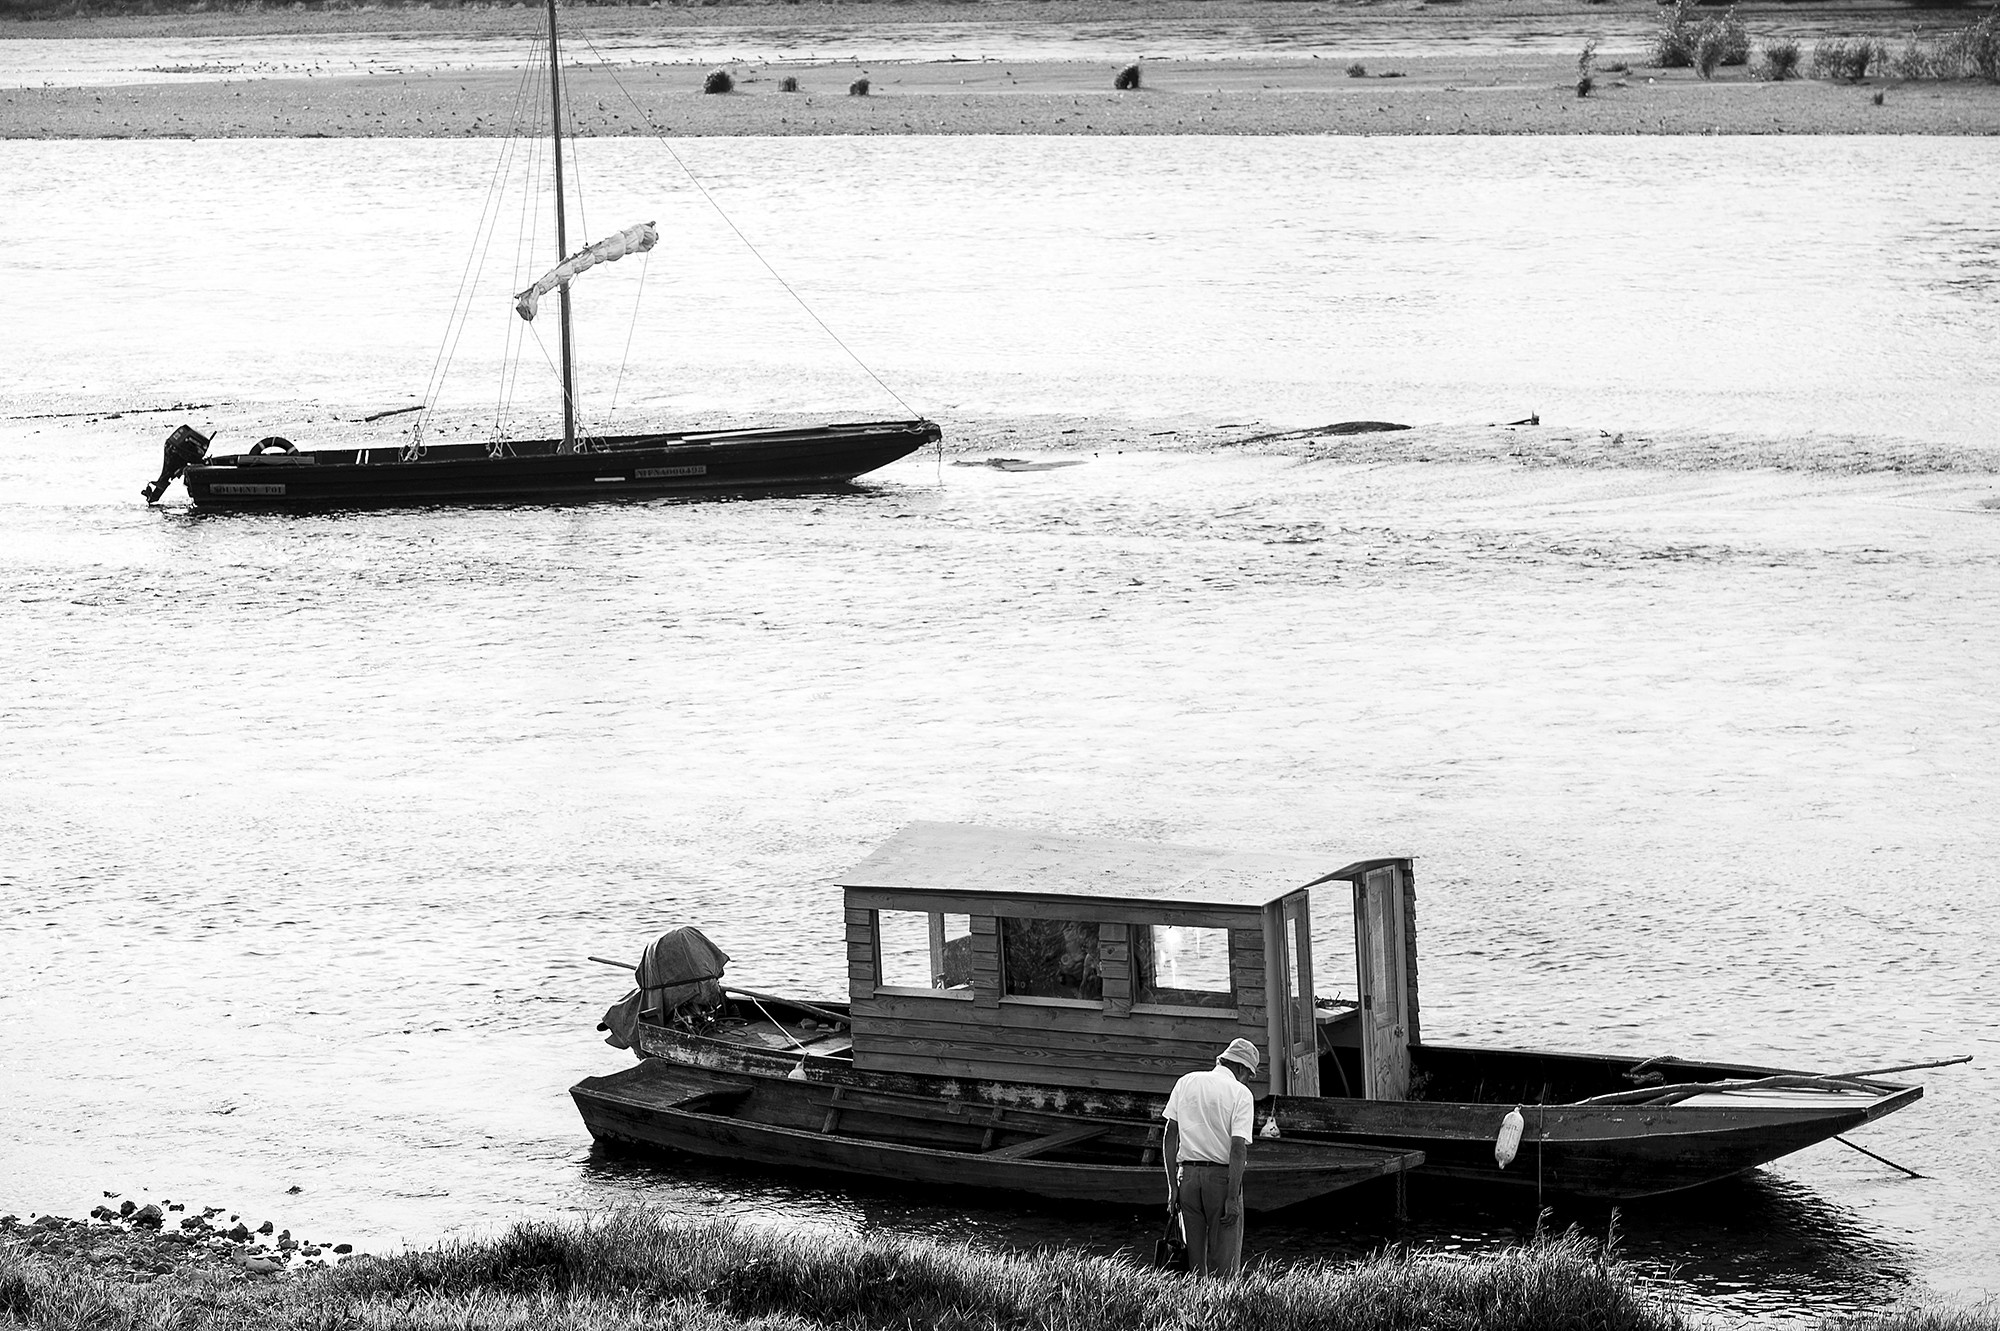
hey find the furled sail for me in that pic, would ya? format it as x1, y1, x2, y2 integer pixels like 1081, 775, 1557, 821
514, 221, 659, 321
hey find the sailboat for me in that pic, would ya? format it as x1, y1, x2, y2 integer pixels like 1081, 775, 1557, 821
140, 1, 939, 509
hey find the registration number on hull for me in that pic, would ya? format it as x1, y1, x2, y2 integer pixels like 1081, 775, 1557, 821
635, 465, 707, 479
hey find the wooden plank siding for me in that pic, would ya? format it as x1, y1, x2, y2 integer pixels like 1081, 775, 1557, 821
1230, 927, 1267, 1040
846, 907, 877, 1007
971, 914, 1000, 1010
1100, 923, 1131, 1018
846, 889, 1276, 1097
850, 1013, 1261, 1095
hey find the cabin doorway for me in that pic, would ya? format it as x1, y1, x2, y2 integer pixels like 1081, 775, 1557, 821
1354, 865, 1413, 1100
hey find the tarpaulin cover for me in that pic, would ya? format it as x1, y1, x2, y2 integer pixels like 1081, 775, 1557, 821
637, 924, 730, 990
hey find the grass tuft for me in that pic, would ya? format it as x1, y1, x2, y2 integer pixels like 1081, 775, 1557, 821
779, 74, 799, 92
1346, 61, 1368, 77
848, 76, 870, 96
1113, 63, 1141, 90
702, 67, 733, 94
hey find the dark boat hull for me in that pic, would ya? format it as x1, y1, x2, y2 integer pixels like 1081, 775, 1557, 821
1273, 1082, 1920, 1199
622, 1007, 1919, 1201
181, 419, 938, 508
571, 1058, 1422, 1211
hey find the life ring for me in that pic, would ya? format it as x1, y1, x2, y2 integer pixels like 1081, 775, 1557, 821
250, 437, 297, 455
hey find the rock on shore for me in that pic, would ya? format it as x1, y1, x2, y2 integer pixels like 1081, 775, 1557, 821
0, 1206, 353, 1284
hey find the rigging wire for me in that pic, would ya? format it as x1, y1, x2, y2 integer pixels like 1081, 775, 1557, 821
414, 50, 540, 455
499, 44, 551, 444
609, 246, 651, 418
574, 26, 923, 420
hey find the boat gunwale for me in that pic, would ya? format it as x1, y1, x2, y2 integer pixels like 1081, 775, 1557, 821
571, 1065, 1425, 1185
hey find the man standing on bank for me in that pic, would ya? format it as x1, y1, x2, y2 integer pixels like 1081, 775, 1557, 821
1162, 1037, 1259, 1277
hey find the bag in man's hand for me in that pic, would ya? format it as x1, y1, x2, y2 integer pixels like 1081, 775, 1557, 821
1152, 1211, 1189, 1273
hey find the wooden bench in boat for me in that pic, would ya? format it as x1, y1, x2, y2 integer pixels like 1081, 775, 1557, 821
983, 1124, 1111, 1159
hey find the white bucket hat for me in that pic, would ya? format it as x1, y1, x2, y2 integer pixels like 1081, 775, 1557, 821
1217, 1037, 1260, 1076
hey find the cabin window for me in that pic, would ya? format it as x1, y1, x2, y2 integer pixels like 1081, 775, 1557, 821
1134, 925, 1234, 1009
876, 910, 973, 992
1000, 918, 1101, 1001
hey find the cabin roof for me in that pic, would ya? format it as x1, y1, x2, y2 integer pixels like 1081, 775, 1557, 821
835, 822, 1350, 910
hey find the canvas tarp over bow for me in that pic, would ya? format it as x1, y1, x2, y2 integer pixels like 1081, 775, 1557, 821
514, 221, 659, 321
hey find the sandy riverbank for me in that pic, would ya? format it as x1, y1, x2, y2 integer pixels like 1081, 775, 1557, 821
5, 0, 1998, 136
9, 56, 2000, 136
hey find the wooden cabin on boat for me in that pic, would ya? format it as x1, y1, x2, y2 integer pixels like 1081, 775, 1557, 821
593, 822, 1930, 1200
836, 822, 1420, 1103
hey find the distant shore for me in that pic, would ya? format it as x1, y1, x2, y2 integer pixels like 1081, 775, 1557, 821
5, 0, 1998, 136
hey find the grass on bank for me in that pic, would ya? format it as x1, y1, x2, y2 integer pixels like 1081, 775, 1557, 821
6, 1209, 1999, 1331
2, 1209, 1688, 1331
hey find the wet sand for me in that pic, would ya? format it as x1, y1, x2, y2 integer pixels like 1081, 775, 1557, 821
5, 0, 1998, 136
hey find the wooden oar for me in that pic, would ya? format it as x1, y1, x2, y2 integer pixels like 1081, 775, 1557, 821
1576, 1055, 1969, 1108
1829, 1055, 1971, 1080
723, 987, 850, 1030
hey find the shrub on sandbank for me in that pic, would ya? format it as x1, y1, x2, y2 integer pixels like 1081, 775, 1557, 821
1811, 35, 1889, 79
1654, 0, 1749, 71
1754, 39, 1803, 80
1883, 11, 2000, 79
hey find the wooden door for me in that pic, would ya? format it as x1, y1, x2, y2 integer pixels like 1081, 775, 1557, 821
1275, 892, 1320, 1097
1354, 867, 1412, 1100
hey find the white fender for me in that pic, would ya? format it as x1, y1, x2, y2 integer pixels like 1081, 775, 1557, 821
1494, 1106, 1526, 1168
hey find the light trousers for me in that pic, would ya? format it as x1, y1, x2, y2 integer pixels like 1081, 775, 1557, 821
1176, 1163, 1243, 1278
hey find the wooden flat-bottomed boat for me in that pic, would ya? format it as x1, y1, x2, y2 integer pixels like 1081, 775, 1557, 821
139, 0, 937, 511
161, 421, 937, 509
572, 1058, 1423, 1210
581, 823, 1943, 1202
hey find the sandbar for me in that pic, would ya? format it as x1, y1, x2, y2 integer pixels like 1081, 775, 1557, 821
4, 0, 1997, 136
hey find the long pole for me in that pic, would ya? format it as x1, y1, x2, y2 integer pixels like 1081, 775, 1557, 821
545, 0, 577, 455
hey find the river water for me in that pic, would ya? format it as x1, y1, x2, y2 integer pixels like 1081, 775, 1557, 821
2, 135, 1997, 1326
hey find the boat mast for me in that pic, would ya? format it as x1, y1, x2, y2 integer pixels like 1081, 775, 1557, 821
545, 0, 578, 455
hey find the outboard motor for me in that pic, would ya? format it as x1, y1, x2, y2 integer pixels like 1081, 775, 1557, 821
141, 424, 212, 504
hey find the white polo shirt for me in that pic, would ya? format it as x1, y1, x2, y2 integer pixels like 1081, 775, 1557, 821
1163, 1064, 1255, 1164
